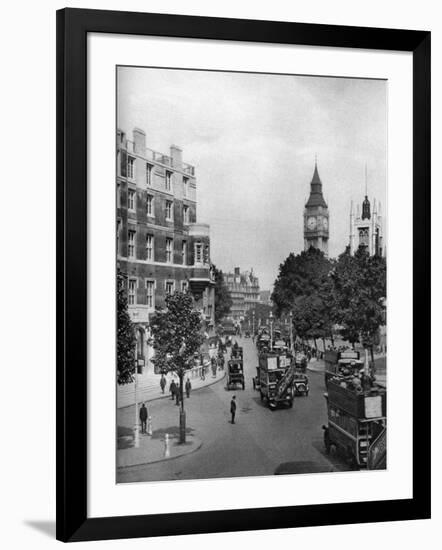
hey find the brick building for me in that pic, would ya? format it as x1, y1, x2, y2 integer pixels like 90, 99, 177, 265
117, 127, 215, 375
224, 267, 261, 322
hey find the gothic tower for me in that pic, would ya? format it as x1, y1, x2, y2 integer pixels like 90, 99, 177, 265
304, 161, 329, 256
349, 167, 383, 256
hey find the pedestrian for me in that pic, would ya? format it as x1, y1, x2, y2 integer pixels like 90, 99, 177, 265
185, 377, 192, 398
139, 402, 148, 434
169, 379, 177, 400
160, 375, 166, 394
147, 416, 153, 436
230, 395, 237, 424
175, 384, 181, 406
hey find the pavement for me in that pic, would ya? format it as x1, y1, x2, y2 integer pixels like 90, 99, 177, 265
117, 370, 224, 467
117, 356, 225, 408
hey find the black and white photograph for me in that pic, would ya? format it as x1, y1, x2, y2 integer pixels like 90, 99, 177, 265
116, 66, 387, 483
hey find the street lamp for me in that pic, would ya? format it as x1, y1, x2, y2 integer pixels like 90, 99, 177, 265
133, 331, 140, 449
269, 311, 273, 351
289, 310, 293, 354
252, 310, 255, 337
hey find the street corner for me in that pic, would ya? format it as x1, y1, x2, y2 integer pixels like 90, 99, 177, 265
117, 425, 203, 468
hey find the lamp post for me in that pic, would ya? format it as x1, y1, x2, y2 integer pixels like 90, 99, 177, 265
252, 311, 255, 337
269, 311, 273, 351
178, 339, 187, 444
289, 310, 293, 354
133, 333, 140, 448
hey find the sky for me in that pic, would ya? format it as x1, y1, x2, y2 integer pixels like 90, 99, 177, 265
117, 67, 387, 290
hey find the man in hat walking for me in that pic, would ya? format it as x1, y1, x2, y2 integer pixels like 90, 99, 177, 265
230, 396, 237, 424
139, 402, 148, 434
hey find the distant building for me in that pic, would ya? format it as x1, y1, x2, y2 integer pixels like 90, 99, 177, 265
304, 161, 329, 257
349, 180, 384, 256
260, 290, 272, 306
117, 127, 215, 374
224, 267, 261, 322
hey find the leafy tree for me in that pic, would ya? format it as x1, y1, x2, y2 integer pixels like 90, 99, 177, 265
331, 247, 386, 358
272, 247, 334, 344
150, 292, 204, 439
212, 265, 232, 323
271, 247, 332, 316
117, 269, 136, 385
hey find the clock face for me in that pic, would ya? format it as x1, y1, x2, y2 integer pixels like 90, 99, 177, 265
307, 216, 317, 230
323, 217, 328, 230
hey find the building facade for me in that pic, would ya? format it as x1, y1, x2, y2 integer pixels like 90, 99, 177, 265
117, 127, 215, 374
259, 290, 272, 306
224, 267, 261, 322
304, 162, 329, 256
349, 192, 383, 256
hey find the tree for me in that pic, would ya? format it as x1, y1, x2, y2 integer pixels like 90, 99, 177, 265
150, 292, 204, 442
331, 247, 386, 358
271, 247, 334, 343
272, 247, 332, 316
117, 269, 136, 385
212, 264, 232, 323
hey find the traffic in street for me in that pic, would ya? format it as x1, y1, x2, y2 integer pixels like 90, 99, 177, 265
118, 336, 352, 483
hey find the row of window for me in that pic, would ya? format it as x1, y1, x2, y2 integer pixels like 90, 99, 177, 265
126, 157, 190, 195
118, 224, 205, 265
127, 278, 189, 307
124, 188, 190, 223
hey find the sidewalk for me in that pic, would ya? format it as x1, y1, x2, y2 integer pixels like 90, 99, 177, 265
117, 362, 225, 409
117, 424, 202, 468
117, 369, 225, 468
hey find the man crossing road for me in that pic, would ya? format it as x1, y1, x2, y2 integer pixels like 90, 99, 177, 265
230, 395, 237, 424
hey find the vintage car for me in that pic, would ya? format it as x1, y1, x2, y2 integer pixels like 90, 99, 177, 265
227, 359, 245, 390
231, 346, 243, 360
294, 352, 308, 372
293, 372, 309, 396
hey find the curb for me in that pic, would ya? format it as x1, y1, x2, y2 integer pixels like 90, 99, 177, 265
117, 437, 203, 469
118, 370, 226, 410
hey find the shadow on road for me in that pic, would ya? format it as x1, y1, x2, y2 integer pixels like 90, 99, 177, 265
117, 425, 134, 449
310, 439, 355, 472
117, 425, 196, 450
151, 425, 195, 440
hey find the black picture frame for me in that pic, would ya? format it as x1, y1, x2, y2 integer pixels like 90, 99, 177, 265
56, 8, 431, 543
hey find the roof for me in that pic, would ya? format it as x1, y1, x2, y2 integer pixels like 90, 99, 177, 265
305, 163, 328, 208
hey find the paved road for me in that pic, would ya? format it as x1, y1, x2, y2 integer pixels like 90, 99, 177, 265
117, 338, 351, 483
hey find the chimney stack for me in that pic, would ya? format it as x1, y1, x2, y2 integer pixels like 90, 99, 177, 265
133, 128, 146, 154
170, 145, 183, 169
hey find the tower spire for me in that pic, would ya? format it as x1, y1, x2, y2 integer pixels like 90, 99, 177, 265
365, 163, 368, 197
362, 163, 371, 220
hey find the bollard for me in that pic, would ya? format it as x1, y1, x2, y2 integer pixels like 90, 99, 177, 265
133, 423, 140, 449
164, 433, 170, 458
147, 416, 153, 436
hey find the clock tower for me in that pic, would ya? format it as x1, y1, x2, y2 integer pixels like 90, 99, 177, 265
304, 161, 329, 256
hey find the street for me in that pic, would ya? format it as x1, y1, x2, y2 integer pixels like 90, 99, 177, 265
117, 338, 352, 483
